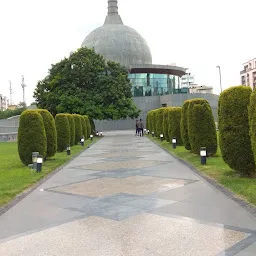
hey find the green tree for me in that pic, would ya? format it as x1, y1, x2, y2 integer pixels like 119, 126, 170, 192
66, 114, 75, 146
181, 100, 191, 150
55, 114, 70, 152
73, 114, 82, 144
37, 109, 57, 158
219, 86, 255, 176
168, 107, 183, 145
33, 47, 140, 119
18, 110, 47, 165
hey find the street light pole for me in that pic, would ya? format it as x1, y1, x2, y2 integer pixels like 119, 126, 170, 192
216, 66, 223, 93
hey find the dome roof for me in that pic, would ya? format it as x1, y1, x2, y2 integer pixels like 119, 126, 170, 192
81, 0, 152, 67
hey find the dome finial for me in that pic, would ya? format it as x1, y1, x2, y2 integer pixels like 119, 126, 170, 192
104, 0, 123, 25
108, 0, 118, 15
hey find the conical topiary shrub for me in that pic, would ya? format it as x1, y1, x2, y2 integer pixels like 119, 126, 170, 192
84, 115, 91, 139
55, 114, 70, 152
18, 110, 47, 165
168, 107, 183, 145
181, 100, 191, 150
37, 109, 57, 158
73, 114, 83, 144
66, 114, 75, 146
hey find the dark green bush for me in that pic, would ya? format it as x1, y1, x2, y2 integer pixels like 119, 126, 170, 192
188, 99, 217, 155
84, 115, 91, 138
167, 107, 183, 145
163, 107, 171, 142
55, 114, 70, 152
219, 86, 255, 176
156, 108, 165, 137
81, 115, 87, 139
249, 90, 256, 165
66, 114, 75, 146
37, 109, 57, 158
73, 114, 83, 144
18, 110, 47, 165
181, 100, 191, 150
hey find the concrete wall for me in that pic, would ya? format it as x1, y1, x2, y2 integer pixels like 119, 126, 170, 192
0, 116, 19, 142
94, 93, 219, 131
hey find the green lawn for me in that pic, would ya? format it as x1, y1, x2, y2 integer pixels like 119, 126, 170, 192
148, 136, 256, 206
0, 138, 99, 207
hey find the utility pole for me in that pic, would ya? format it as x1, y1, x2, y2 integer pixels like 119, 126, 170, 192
9, 80, 13, 105
21, 75, 26, 103
216, 66, 223, 93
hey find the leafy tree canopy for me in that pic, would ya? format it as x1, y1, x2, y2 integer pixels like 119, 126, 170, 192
34, 47, 140, 120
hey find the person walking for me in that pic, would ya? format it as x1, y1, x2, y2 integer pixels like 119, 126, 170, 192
137, 119, 144, 137
135, 120, 139, 136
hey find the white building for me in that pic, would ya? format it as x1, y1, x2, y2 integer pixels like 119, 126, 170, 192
189, 84, 213, 94
181, 72, 195, 88
240, 58, 256, 89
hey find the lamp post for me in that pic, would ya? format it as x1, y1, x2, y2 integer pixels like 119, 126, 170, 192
200, 147, 207, 165
172, 137, 177, 149
216, 66, 223, 93
147, 130, 150, 135
36, 155, 43, 172
32, 152, 39, 170
90, 134, 93, 141
152, 131, 155, 137
67, 146, 71, 155
160, 134, 164, 142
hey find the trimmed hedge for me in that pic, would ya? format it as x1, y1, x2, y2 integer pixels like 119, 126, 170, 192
18, 110, 47, 165
181, 100, 191, 150
66, 114, 75, 146
249, 90, 256, 165
219, 86, 255, 176
55, 114, 70, 152
84, 115, 91, 138
89, 116, 96, 135
167, 107, 183, 145
81, 115, 87, 139
73, 114, 83, 144
155, 108, 165, 137
152, 110, 158, 134
163, 107, 171, 142
38, 109, 57, 158
188, 99, 217, 155
147, 110, 153, 132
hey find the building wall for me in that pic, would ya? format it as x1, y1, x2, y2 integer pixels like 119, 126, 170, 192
0, 116, 19, 142
241, 58, 256, 89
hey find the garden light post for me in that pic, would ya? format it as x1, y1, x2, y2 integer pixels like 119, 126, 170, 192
90, 134, 93, 141
147, 130, 150, 135
172, 137, 177, 149
152, 131, 155, 137
36, 155, 43, 173
81, 138, 85, 146
200, 147, 207, 165
67, 146, 71, 155
160, 134, 164, 142
216, 66, 223, 93
32, 152, 39, 170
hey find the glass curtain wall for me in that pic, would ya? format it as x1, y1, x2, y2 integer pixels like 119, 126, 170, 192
129, 73, 188, 97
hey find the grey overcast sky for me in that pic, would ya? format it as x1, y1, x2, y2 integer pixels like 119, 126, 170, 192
0, 0, 255, 104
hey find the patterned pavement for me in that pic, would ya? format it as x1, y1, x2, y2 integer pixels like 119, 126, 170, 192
0, 130, 256, 255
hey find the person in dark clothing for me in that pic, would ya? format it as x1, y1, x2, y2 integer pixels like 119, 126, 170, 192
135, 120, 139, 136
137, 119, 144, 137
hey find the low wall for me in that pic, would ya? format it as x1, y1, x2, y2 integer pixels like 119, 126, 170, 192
0, 116, 19, 142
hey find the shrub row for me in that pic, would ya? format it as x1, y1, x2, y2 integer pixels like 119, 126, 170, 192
18, 110, 93, 165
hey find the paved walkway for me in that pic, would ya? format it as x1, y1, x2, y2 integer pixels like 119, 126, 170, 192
0, 131, 256, 256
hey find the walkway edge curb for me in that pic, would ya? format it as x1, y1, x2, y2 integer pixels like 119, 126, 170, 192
148, 137, 256, 218
0, 139, 100, 216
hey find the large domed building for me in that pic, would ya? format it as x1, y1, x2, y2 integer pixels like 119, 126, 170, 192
82, 0, 219, 130
82, 1, 152, 67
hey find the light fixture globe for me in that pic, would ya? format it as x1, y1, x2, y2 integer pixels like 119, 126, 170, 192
81, 0, 152, 67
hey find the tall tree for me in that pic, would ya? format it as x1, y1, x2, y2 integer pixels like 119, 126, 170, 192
34, 47, 140, 120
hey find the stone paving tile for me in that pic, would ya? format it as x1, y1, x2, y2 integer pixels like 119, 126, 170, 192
0, 214, 251, 256
49, 176, 190, 197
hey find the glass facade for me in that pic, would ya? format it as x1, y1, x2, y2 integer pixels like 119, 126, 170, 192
129, 73, 189, 97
